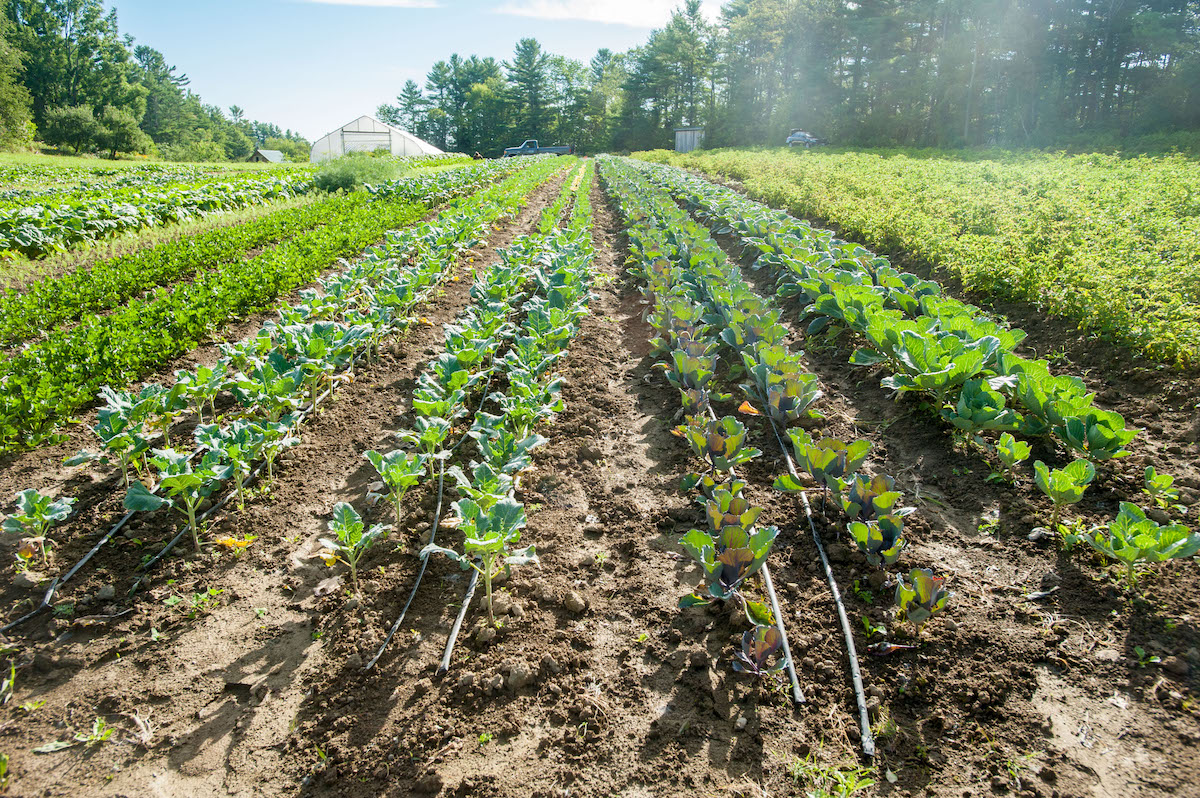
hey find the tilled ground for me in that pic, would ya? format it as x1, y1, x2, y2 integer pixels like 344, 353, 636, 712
0, 162, 1196, 798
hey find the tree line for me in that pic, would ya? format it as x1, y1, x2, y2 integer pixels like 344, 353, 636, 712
382, 0, 1200, 155
0, 0, 309, 160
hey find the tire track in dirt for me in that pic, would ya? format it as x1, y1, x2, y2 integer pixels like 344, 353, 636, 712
0, 166, 572, 798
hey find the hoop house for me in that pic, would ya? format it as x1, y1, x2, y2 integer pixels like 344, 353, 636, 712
310, 115, 444, 162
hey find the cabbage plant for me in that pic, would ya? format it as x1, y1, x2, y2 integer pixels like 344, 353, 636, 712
732, 624, 789, 677
895, 568, 951, 632
1083, 503, 1200, 587
848, 515, 907, 567
1034, 459, 1095, 528
124, 449, 232, 551
320, 503, 389, 594
364, 449, 426, 528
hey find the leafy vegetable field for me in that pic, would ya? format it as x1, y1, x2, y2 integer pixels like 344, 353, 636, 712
0, 156, 1196, 798
635, 148, 1200, 367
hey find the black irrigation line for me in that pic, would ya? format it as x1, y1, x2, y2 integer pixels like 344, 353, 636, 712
766, 414, 876, 759
438, 567, 478, 676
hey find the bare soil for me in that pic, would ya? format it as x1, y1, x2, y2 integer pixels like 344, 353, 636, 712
0, 162, 1196, 798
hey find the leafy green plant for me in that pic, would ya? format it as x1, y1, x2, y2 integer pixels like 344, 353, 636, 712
1143, 466, 1183, 511
1055, 410, 1137, 463
895, 568, 951, 633
1033, 459, 1095, 528
319, 503, 389, 594
732, 624, 789, 677
677, 415, 761, 477
364, 449, 427, 528
1133, 645, 1162, 668
2, 489, 76, 566
989, 431, 1031, 482
848, 515, 906, 567
422, 497, 536, 627
774, 431, 869, 496
1082, 503, 1200, 587
124, 449, 231, 551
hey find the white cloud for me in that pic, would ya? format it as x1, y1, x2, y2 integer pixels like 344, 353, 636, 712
301, 0, 439, 7
495, 0, 719, 29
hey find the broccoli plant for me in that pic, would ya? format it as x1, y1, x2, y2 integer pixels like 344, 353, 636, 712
1034, 459, 1095, 529
195, 421, 266, 512
1082, 503, 1200, 587
848, 515, 907, 567
364, 449, 427, 528
174, 361, 230, 424
421, 497, 536, 626
448, 463, 514, 511
3, 490, 76, 566
397, 416, 453, 477
895, 568, 951, 633
124, 449, 232, 551
259, 419, 300, 482
319, 503, 390, 594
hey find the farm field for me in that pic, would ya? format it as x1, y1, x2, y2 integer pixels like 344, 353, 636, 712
634, 147, 1200, 368
0, 153, 1196, 798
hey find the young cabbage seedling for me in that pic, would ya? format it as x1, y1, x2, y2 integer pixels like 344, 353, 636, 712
848, 515, 907, 567
1033, 459, 1095, 529
319, 503, 390, 594
364, 449, 427, 528
732, 624, 789, 677
195, 421, 266, 512
1082, 502, 1200, 587
1143, 466, 1183, 512
990, 432, 1031, 483
2, 490, 76, 566
895, 568, 951, 634
421, 497, 535, 627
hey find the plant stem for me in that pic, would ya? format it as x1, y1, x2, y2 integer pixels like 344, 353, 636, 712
186, 501, 200, 551
1049, 503, 1061, 530
484, 558, 495, 627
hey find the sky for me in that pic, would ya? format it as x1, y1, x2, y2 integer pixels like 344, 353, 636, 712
110, 0, 721, 141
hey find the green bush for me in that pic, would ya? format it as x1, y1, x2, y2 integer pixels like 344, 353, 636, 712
313, 152, 400, 193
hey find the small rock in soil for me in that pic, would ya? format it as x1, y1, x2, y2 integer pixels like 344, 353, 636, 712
1028, 527, 1053, 543
458, 672, 476, 688
492, 593, 513, 616
564, 591, 588, 613
688, 650, 708, 669
510, 602, 525, 618
95, 584, 116, 601
506, 661, 533, 690
484, 674, 503, 695
1162, 656, 1189, 677
541, 655, 561, 675
735, 716, 748, 730
413, 678, 432, 696
345, 653, 363, 670
826, 543, 850, 563
343, 597, 360, 612
476, 627, 496, 644
1095, 648, 1120, 662
13, 571, 42, 590
867, 571, 887, 590
1146, 507, 1172, 525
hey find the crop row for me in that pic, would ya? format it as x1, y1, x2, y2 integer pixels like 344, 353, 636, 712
0, 157, 559, 451
3, 158, 565, 587
629, 158, 1198, 589
635, 148, 1200, 367
598, 156, 951, 706
0, 173, 316, 259
0, 160, 514, 349
318, 162, 596, 643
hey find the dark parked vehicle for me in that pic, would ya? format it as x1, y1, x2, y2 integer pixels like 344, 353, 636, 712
786, 129, 823, 148
502, 139, 573, 157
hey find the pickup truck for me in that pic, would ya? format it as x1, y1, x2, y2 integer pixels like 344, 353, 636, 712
502, 139, 573, 157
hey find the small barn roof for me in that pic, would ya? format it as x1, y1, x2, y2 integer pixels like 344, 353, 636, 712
252, 149, 286, 163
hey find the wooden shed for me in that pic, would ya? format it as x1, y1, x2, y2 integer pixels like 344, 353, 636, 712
674, 126, 705, 153
249, 148, 285, 163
